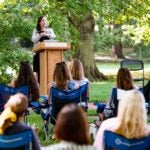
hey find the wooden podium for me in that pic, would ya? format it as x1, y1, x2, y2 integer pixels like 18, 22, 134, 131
33, 42, 70, 95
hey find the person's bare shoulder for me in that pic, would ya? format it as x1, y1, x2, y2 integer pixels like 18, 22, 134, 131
8, 79, 16, 87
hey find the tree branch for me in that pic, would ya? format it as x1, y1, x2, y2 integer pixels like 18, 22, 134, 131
68, 11, 80, 29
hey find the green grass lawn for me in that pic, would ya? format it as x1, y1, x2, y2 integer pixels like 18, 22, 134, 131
90, 81, 114, 102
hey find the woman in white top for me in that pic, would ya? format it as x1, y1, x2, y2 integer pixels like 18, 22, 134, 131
96, 67, 138, 123
44, 103, 97, 150
94, 89, 150, 150
31, 16, 56, 82
31, 16, 56, 45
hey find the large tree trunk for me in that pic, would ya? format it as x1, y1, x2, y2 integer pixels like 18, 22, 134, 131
113, 24, 125, 59
112, 42, 125, 59
68, 12, 107, 81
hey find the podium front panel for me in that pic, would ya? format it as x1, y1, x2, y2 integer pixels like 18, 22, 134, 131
40, 49, 63, 95
40, 50, 48, 95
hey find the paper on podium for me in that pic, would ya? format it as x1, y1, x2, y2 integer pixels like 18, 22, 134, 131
44, 41, 68, 48
44, 40, 58, 43
32, 41, 71, 52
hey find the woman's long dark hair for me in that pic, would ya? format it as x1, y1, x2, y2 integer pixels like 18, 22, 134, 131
14, 61, 39, 101
36, 16, 44, 32
55, 104, 90, 145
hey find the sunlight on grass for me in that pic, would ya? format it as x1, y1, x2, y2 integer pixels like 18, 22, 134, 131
90, 81, 115, 102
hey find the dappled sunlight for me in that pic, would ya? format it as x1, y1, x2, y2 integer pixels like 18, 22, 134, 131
92, 81, 114, 85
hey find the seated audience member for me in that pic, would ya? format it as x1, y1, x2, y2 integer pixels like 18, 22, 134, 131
42, 61, 79, 127
94, 90, 150, 150
44, 103, 97, 150
9, 61, 40, 102
48, 61, 79, 103
69, 59, 89, 109
95, 67, 138, 125
0, 93, 41, 150
69, 59, 89, 85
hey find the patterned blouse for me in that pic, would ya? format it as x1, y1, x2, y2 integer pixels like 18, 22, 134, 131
42, 141, 97, 150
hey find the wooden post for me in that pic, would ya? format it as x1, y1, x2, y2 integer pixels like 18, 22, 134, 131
33, 42, 70, 95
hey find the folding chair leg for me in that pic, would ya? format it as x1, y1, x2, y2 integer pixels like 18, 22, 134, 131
43, 125, 48, 141
24, 116, 28, 124
42, 119, 54, 141
24, 109, 30, 124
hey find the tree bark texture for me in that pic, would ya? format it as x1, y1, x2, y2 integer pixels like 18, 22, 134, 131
68, 12, 107, 81
113, 24, 125, 59
113, 42, 125, 58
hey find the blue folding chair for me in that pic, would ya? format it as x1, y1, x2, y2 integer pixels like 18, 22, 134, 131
50, 86, 82, 125
29, 83, 89, 141
104, 88, 150, 119
103, 88, 120, 120
32, 83, 88, 141
0, 130, 32, 150
104, 130, 150, 150
0, 84, 29, 112
79, 82, 89, 111
50, 83, 89, 122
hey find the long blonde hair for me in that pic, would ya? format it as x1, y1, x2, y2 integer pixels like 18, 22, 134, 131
115, 90, 149, 139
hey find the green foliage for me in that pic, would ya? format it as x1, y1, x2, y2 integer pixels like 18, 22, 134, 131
0, 0, 149, 82
0, 48, 32, 84
134, 44, 150, 58
94, 28, 114, 51
95, 0, 150, 51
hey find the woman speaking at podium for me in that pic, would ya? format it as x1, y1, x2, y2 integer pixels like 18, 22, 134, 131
31, 16, 56, 83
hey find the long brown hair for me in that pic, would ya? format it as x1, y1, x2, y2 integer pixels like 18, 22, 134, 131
14, 61, 39, 101
117, 67, 134, 90
53, 62, 71, 89
55, 104, 90, 145
69, 59, 84, 80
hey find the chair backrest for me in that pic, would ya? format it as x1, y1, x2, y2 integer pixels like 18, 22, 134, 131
120, 59, 144, 88
0, 84, 29, 112
103, 88, 122, 119
77, 83, 89, 111
110, 88, 129, 115
50, 87, 81, 118
109, 88, 118, 117
0, 130, 32, 150
143, 81, 150, 103
104, 130, 150, 150
108, 88, 145, 118
79, 82, 89, 102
